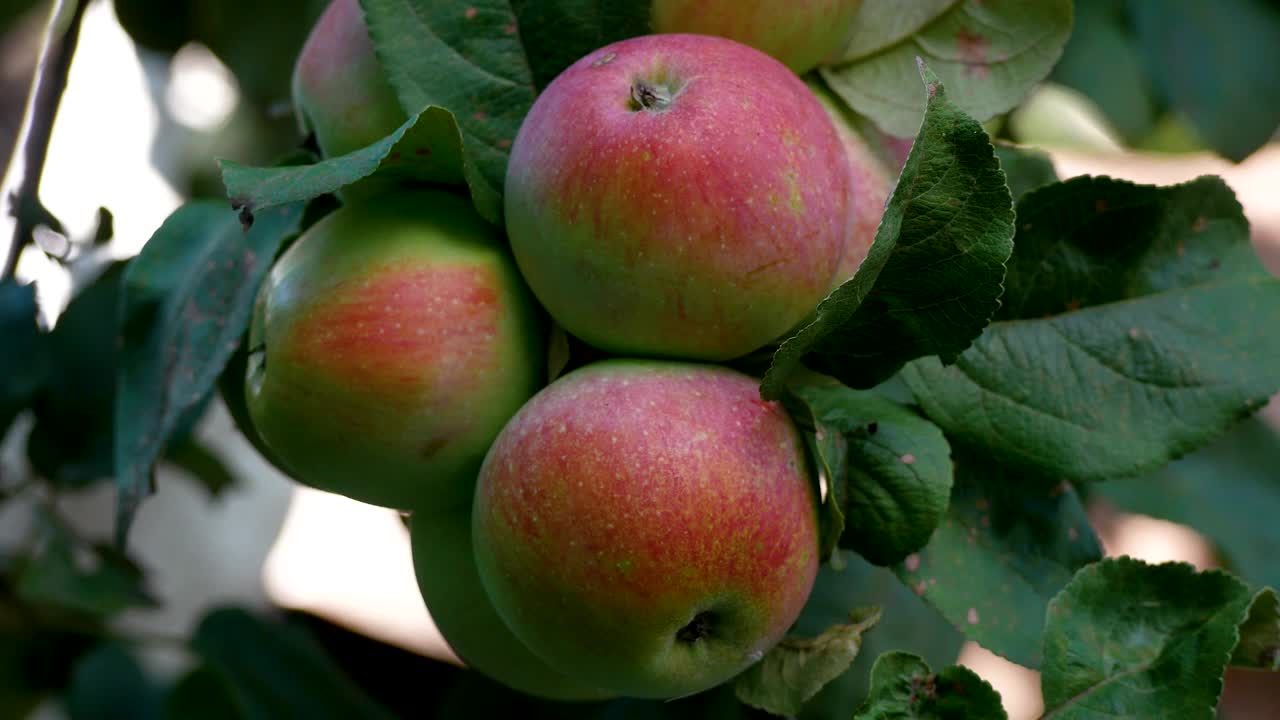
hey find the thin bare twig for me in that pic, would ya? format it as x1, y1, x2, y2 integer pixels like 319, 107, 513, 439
1, 0, 93, 280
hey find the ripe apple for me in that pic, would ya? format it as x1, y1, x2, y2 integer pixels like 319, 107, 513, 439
472, 360, 820, 699
651, 0, 860, 74
504, 34, 854, 362
409, 503, 614, 701
292, 0, 404, 159
808, 80, 896, 287
245, 190, 545, 510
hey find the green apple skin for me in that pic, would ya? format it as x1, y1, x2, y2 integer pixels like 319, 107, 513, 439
651, 0, 860, 75
409, 505, 615, 701
292, 0, 404, 158
472, 360, 820, 699
504, 34, 853, 362
246, 190, 545, 510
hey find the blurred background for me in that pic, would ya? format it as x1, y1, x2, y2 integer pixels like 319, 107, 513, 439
0, 1, 1278, 718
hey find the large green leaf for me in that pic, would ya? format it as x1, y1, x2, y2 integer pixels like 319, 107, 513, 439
114, 201, 303, 545
0, 280, 46, 438
220, 107, 499, 225
762, 63, 1013, 397
1100, 417, 1280, 590
1040, 558, 1265, 719
190, 608, 397, 720
734, 608, 881, 717
360, 0, 538, 199
1130, 0, 1280, 162
853, 652, 1006, 719
823, 0, 1073, 137
793, 382, 952, 567
903, 176, 1280, 481
894, 456, 1103, 669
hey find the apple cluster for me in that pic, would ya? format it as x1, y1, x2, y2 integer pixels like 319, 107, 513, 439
245, 0, 892, 702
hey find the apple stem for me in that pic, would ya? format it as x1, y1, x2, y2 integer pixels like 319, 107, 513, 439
630, 82, 672, 112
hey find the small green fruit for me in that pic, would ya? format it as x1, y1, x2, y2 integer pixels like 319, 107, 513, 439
292, 0, 404, 158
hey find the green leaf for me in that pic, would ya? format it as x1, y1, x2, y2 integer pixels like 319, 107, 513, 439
17, 513, 157, 617
894, 456, 1102, 669
220, 107, 500, 224
992, 142, 1058, 201
735, 608, 881, 717
164, 441, 237, 498
114, 201, 304, 546
1100, 417, 1280, 590
840, 1, 959, 62
823, 0, 1073, 137
164, 667, 247, 720
27, 263, 128, 488
1130, 0, 1280, 162
361, 0, 538, 199
793, 381, 952, 567
509, 1, 652, 89
903, 176, 1280, 482
782, 386, 850, 567
762, 62, 1014, 398
191, 608, 397, 720
0, 280, 47, 437
1041, 558, 1259, 719
794, 552, 964, 720
1049, 0, 1159, 143
854, 652, 1007, 720
66, 643, 163, 720
1232, 588, 1280, 671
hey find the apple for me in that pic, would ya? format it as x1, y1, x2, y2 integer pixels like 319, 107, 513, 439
292, 0, 404, 159
409, 503, 614, 701
808, 80, 896, 287
245, 190, 545, 510
472, 360, 820, 699
650, 0, 860, 74
504, 34, 854, 362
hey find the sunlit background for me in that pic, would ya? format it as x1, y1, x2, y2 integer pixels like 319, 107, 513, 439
1, 2, 1278, 719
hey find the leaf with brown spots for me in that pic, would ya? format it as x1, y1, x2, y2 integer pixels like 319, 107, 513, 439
903, 175, 1280, 482
113, 201, 304, 545
361, 0, 537, 198
824, 0, 1073, 137
893, 451, 1102, 669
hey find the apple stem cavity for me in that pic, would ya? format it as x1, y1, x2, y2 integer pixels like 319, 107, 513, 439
630, 81, 673, 112
676, 611, 715, 643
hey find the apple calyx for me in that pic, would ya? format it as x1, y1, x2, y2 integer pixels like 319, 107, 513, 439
676, 611, 716, 643
630, 81, 674, 111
